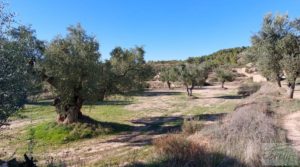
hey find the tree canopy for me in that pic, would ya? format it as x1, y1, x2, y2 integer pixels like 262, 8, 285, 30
215, 67, 235, 88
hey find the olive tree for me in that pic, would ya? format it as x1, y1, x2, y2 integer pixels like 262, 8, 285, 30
253, 14, 300, 98
0, 3, 43, 127
108, 46, 154, 92
279, 34, 300, 98
1, 28, 43, 127
215, 67, 235, 89
159, 67, 178, 89
252, 14, 289, 87
177, 63, 209, 96
42, 24, 102, 124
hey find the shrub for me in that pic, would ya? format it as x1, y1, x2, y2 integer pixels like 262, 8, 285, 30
153, 134, 211, 167
212, 103, 285, 167
237, 82, 261, 97
181, 118, 203, 135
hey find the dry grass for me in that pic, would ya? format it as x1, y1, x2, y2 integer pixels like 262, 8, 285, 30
153, 134, 214, 167
210, 102, 285, 167
181, 118, 203, 135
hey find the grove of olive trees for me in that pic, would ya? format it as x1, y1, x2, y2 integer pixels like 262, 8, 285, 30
2, 1, 300, 166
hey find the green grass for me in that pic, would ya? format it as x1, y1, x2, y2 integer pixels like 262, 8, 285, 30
30, 122, 120, 144
185, 101, 237, 116
27, 104, 136, 145
1, 100, 138, 158
82, 104, 137, 125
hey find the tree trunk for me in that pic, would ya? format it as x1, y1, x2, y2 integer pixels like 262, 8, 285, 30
186, 86, 190, 96
287, 79, 296, 99
99, 89, 106, 101
189, 84, 194, 96
54, 96, 83, 124
221, 81, 225, 89
167, 81, 171, 89
276, 76, 282, 87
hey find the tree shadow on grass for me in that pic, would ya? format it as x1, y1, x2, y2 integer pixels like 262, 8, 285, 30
106, 116, 184, 146
131, 116, 184, 133
28, 99, 133, 107
133, 91, 183, 97
79, 115, 134, 134
215, 95, 243, 99
125, 152, 247, 167
192, 113, 227, 122
27, 100, 54, 106
88, 100, 133, 106
105, 113, 228, 147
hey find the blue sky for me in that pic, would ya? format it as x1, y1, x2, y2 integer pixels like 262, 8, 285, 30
9, 0, 300, 61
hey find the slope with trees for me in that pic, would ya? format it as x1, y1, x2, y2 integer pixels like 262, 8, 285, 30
187, 47, 248, 66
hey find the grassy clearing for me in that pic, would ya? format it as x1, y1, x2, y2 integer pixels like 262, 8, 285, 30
1, 88, 243, 165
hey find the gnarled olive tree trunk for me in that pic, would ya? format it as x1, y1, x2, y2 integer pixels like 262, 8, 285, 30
54, 96, 83, 124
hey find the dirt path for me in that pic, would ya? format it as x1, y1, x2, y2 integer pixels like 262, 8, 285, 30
283, 111, 300, 153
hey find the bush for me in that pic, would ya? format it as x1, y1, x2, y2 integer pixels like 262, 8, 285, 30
181, 118, 203, 135
237, 82, 261, 97
212, 103, 285, 167
153, 134, 211, 167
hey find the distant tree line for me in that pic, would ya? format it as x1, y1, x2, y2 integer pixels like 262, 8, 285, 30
186, 47, 248, 65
